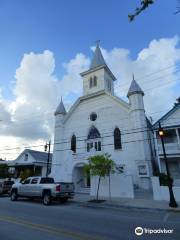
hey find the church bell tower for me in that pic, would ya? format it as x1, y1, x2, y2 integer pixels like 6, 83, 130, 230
80, 42, 116, 96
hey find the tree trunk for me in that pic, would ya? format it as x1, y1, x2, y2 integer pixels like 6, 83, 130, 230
109, 173, 111, 202
96, 176, 101, 201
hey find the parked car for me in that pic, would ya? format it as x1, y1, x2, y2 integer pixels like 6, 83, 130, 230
0, 180, 15, 196
10, 177, 75, 205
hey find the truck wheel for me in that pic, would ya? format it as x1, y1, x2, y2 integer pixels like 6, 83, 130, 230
43, 192, 51, 205
11, 190, 18, 201
60, 197, 68, 203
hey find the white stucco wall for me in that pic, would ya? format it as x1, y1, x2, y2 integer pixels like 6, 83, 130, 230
90, 174, 134, 198
152, 177, 180, 201
51, 91, 153, 190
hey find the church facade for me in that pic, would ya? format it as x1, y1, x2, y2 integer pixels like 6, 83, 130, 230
51, 43, 155, 195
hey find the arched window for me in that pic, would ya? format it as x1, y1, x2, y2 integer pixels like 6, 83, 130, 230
71, 134, 76, 153
114, 128, 122, 149
93, 76, 97, 86
89, 77, 93, 88
88, 126, 101, 139
87, 126, 101, 152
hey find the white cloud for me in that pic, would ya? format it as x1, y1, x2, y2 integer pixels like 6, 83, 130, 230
0, 36, 180, 159
101, 36, 180, 119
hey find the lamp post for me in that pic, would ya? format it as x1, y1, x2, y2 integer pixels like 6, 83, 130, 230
158, 122, 178, 208
44, 140, 51, 178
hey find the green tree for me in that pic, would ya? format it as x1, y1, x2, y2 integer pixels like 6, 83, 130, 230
128, 0, 154, 22
129, 0, 180, 22
19, 169, 34, 181
84, 153, 115, 202
0, 164, 12, 179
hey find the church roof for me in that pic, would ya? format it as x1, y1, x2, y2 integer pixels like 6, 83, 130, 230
90, 42, 107, 69
80, 42, 116, 80
153, 100, 180, 129
55, 98, 66, 115
127, 77, 144, 97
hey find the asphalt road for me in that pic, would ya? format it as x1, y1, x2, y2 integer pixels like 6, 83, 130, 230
0, 196, 180, 240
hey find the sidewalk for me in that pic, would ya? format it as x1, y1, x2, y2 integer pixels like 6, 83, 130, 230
71, 193, 180, 213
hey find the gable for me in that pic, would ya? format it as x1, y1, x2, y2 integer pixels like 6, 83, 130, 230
14, 150, 36, 164
63, 91, 130, 125
154, 104, 180, 128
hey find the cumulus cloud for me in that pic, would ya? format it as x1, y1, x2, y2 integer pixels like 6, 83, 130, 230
101, 36, 180, 119
0, 36, 180, 159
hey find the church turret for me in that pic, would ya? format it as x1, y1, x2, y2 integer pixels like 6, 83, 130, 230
55, 97, 66, 116
127, 76, 152, 189
80, 42, 116, 96
127, 76, 145, 113
51, 98, 66, 181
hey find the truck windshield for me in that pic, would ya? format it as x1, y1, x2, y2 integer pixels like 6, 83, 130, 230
40, 178, 54, 184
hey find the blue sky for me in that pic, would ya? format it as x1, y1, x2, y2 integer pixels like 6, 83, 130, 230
0, 0, 179, 99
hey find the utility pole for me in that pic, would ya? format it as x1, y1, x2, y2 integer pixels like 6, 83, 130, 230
44, 140, 51, 178
158, 122, 178, 208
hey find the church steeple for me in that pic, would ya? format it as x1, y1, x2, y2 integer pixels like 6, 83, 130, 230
55, 97, 66, 116
90, 41, 107, 69
80, 42, 116, 96
127, 75, 144, 98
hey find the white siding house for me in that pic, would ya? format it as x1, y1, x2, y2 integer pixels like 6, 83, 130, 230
154, 98, 180, 184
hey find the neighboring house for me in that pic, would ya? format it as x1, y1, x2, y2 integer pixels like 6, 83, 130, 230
8, 149, 52, 178
50, 43, 155, 194
0, 159, 8, 165
154, 98, 180, 183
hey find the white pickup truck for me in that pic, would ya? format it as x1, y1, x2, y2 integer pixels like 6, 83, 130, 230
10, 177, 74, 205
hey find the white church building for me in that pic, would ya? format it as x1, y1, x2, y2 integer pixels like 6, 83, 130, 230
51, 43, 156, 197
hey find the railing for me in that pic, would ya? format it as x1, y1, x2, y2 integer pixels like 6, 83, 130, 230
158, 143, 180, 152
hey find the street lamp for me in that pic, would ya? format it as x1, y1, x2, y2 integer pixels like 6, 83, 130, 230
158, 122, 178, 208
44, 140, 51, 178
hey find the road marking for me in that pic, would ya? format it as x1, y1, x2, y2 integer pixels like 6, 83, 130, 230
163, 213, 169, 222
0, 215, 105, 240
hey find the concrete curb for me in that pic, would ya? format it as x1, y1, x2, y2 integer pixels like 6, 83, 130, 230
77, 201, 180, 213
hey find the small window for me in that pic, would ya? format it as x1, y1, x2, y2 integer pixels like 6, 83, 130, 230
98, 141, 101, 151
31, 178, 39, 184
90, 112, 97, 121
114, 127, 122, 150
24, 153, 28, 161
93, 76, 97, 86
40, 178, 54, 184
24, 179, 31, 184
89, 77, 93, 88
71, 134, 76, 153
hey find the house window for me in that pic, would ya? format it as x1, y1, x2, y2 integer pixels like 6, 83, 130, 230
114, 127, 122, 149
24, 153, 28, 161
156, 129, 178, 144
71, 134, 76, 153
